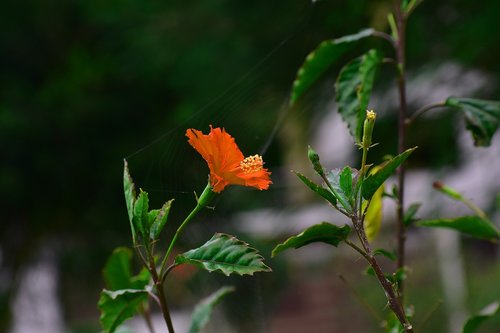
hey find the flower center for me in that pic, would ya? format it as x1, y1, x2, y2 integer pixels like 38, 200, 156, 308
240, 154, 264, 174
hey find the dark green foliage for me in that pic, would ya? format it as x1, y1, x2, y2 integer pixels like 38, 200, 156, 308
417, 216, 500, 240
445, 97, 500, 146
272, 222, 351, 257
335, 49, 383, 142
290, 28, 375, 105
295, 172, 337, 206
362, 147, 417, 200
175, 233, 271, 276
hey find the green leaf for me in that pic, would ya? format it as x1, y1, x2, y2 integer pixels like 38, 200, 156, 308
272, 222, 351, 257
374, 248, 397, 262
123, 160, 137, 242
386, 312, 404, 333
102, 247, 150, 291
335, 49, 383, 142
362, 147, 417, 200
295, 172, 337, 206
98, 289, 148, 333
132, 190, 149, 239
417, 216, 500, 240
445, 97, 500, 146
189, 286, 236, 333
326, 168, 359, 212
462, 302, 499, 333
290, 28, 375, 105
103, 248, 133, 291
175, 233, 271, 276
150, 199, 174, 240
404, 203, 421, 226
339, 166, 353, 199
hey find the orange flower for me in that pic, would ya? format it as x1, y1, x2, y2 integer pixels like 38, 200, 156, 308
186, 126, 272, 193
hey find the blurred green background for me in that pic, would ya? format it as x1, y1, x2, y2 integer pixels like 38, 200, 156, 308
1, 0, 499, 332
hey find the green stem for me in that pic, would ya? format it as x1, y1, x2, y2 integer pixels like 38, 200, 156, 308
159, 183, 215, 278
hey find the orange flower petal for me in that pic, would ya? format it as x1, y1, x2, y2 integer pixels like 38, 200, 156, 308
186, 126, 271, 192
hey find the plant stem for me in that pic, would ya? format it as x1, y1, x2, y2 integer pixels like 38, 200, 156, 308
351, 215, 414, 332
394, 0, 408, 303
149, 256, 175, 333
159, 183, 214, 278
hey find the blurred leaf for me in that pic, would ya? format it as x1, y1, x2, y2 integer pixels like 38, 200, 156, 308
404, 203, 421, 226
335, 49, 383, 142
445, 97, 500, 146
103, 248, 133, 291
326, 168, 359, 213
150, 199, 174, 240
295, 171, 337, 206
374, 248, 397, 261
417, 216, 500, 240
133, 190, 149, 239
362, 147, 417, 200
124, 160, 137, 242
364, 179, 384, 241
272, 222, 351, 257
386, 312, 404, 333
102, 247, 150, 292
98, 289, 148, 333
290, 28, 375, 105
189, 286, 236, 333
175, 233, 271, 276
462, 302, 499, 333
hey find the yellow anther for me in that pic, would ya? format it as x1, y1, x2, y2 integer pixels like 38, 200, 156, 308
240, 154, 264, 174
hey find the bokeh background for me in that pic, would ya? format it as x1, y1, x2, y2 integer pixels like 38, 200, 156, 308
1, 0, 499, 332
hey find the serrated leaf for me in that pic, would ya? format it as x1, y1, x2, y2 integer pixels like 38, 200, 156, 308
445, 97, 500, 146
272, 222, 351, 257
175, 233, 271, 276
295, 172, 337, 206
362, 147, 417, 200
189, 286, 236, 333
133, 190, 149, 239
404, 203, 421, 226
124, 160, 137, 242
417, 215, 500, 240
290, 28, 375, 105
335, 49, 383, 142
98, 289, 148, 333
374, 248, 397, 261
325, 168, 358, 212
462, 302, 499, 333
150, 199, 174, 240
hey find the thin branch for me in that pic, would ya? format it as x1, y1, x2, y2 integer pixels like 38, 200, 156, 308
373, 30, 396, 48
418, 299, 443, 331
405, 101, 446, 125
338, 274, 382, 322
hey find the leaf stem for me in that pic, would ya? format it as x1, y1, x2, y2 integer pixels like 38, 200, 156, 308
405, 101, 446, 125
149, 255, 175, 333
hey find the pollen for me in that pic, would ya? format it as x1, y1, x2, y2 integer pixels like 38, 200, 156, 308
240, 154, 264, 174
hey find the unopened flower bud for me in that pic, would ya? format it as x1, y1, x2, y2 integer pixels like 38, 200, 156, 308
433, 181, 462, 200
308, 146, 324, 175
362, 110, 377, 148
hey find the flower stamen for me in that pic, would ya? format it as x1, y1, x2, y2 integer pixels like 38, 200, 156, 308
240, 154, 264, 174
